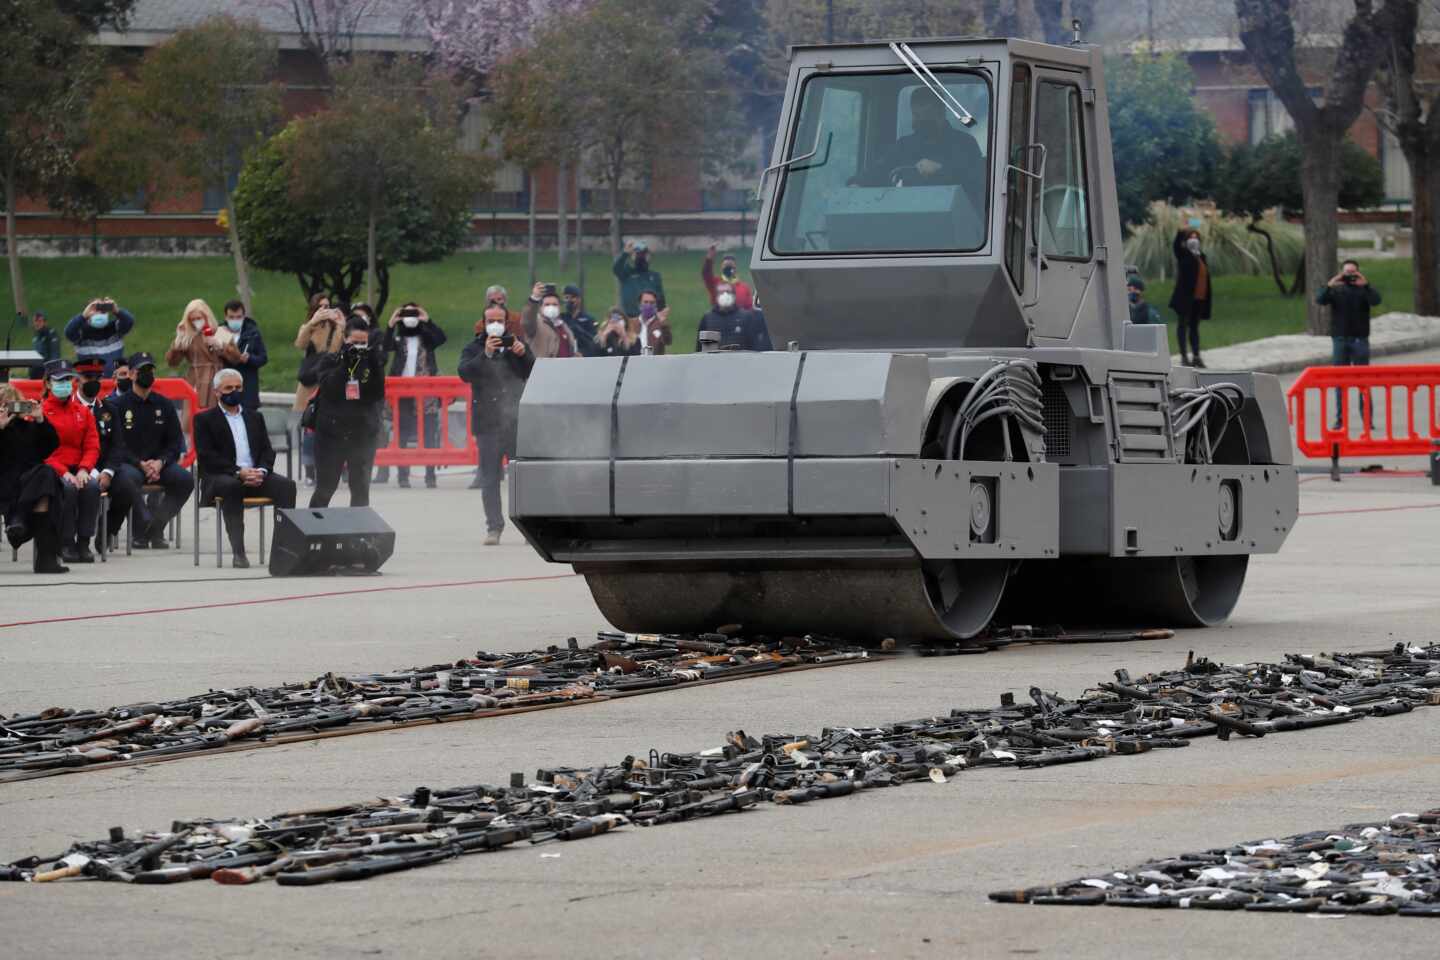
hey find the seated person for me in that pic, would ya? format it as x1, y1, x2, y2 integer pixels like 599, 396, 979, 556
39, 360, 101, 564
195, 369, 297, 568
105, 352, 194, 549
855, 94, 985, 205
0, 383, 68, 573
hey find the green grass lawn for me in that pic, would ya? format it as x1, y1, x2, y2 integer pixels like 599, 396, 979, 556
2, 251, 1416, 390
1, 250, 727, 391
1138, 258, 1415, 356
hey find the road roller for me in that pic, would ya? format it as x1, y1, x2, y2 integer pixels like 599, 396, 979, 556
509, 35, 1299, 641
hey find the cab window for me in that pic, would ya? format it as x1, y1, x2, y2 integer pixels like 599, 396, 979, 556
1033, 81, 1091, 260
770, 71, 992, 255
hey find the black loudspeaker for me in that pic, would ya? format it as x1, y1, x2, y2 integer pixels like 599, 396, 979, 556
269, 507, 395, 576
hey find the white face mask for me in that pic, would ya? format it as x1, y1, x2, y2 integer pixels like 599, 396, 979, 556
485, 321, 506, 338
402, 316, 420, 329
1186, 238, 1201, 255
191, 318, 206, 330
717, 292, 736, 309
541, 304, 561, 321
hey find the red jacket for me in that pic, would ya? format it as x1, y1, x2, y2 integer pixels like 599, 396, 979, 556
701, 256, 755, 311
42, 393, 100, 476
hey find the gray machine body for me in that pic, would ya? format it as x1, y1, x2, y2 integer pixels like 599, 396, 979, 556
509, 37, 1299, 640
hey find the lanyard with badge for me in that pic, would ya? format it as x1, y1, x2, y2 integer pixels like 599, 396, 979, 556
345, 353, 362, 400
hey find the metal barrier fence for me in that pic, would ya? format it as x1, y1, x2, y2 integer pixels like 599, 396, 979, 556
372, 376, 477, 468
1287, 364, 1440, 467
10, 377, 200, 468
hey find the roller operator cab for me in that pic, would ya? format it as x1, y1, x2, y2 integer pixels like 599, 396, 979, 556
510, 37, 1299, 641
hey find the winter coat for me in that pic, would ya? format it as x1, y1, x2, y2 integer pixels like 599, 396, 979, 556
302, 345, 387, 443
384, 322, 447, 378
40, 394, 100, 477
222, 317, 269, 410
612, 253, 666, 317
165, 320, 236, 410
521, 299, 579, 359
696, 307, 773, 352
1315, 281, 1382, 339
292, 313, 346, 411
64, 308, 135, 374
0, 416, 59, 516
1168, 232, 1213, 320
702, 257, 755, 311
457, 336, 534, 436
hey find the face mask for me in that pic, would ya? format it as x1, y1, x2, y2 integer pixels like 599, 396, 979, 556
192, 318, 206, 331
114, 377, 131, 394
541, 304, 561, 321
1128, 291, 1139, 304
220, 390, 243, 408
721, 265, 737, 281
50, 379, 74, 399
717, 293, 736, 310
81, 379, 102, 400
226, 318, 243, 333
135, 369, 156, 389
1186, 238, 1201, 255
640, 304, 656, 320
402, 316, 420, 329
635, 255, 649, 270
89, 313, 110, 328
485, 321, 506, 338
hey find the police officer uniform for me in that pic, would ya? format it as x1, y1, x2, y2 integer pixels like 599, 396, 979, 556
105, 352, 194, 548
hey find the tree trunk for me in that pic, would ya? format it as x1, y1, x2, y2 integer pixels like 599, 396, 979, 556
223, 184, 254, 317
608, 168, 622, 308
574, 153, 585, 292
374, 261, 390, 319
557, 158, 568, 274
1298, 131, 1342, 335
4, 162, 27, 318
1409, 148, 1440, 317
527, 171, 537, 287
365, 204, 377, 308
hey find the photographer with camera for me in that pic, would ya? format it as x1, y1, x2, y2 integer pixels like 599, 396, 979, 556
522, 282, 578, 359
304, 316, 387, 509
0, 383, 68, 573
375, 302, 446, 489
596, 308, 639, 357
457, 305, 533, 545
1317, 259, 1383, 429
64, 297, 135, 375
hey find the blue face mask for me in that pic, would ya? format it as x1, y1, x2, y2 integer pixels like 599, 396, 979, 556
226, 318, 243, 333
50, 379, 74, 399
89, 313, 111, 328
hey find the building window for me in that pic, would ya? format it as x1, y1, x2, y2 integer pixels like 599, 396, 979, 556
1380, 125, 1412, 202
461, 101, 527, 212
110, 187, 147, 214
1247, 87, 1320, 145
202, 147, 242, 213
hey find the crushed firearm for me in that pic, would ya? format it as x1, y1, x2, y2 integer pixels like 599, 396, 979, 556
991, 809, 1440, 916
4, 641, 1438, 888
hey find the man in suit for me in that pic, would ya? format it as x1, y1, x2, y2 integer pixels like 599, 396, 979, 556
195, 369, 297, 568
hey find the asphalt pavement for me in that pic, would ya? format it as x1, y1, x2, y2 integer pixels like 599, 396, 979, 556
1, 352, 1438, 959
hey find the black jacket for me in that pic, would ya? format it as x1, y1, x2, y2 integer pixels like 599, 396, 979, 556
80, 397, 117, 473
457, 337, 534, 436
108, 388, 185, 468
302, 345, 387, 442
0, 417, 59, 510
696, 307, 773, 352
1168, 231, 1213, 319
1315, 280, 1382, 339
384, 322, 447, 376
223, 318, 269, 410
195, 405, 277, 480
565, 309, 600, 357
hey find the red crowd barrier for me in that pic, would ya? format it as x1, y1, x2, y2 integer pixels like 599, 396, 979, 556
9, 377, 201, 468
1286, 364, 1440, 460
372, 375, 477, 467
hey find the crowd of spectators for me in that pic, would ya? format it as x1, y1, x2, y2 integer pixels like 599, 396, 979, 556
2, 242, 776, 566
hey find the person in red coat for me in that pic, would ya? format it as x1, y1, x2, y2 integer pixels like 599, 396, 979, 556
40, 360, 102, 563
701, 245, 755, 311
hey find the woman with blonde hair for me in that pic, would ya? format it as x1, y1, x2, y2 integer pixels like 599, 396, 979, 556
293, 292, 346, 485
165, 299, 238, 409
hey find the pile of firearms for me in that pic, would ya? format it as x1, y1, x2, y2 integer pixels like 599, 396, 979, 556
992, 810, 1440, 915
4, 642, 1437, 889
0, 631, 870, 780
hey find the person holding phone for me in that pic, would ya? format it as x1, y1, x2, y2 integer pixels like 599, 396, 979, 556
457, 305, 533, 545
522, 281, 578, 359
1317, 259, 1382, 428
64, 296, 135, 375
0, 383, 68, 573
1169, 226, 1212, 368
375, 301, 447, 488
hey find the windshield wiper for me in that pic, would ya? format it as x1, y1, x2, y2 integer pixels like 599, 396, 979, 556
889, 41, 976, 127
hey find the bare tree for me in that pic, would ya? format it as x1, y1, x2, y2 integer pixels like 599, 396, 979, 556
1235, 0, 1400, 334
1375, 0, 1440, 315
261, 0, 383, 68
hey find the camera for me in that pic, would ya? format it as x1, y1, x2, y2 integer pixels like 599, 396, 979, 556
1342, 274, 1358, 285
542, 283, 557, 297
6, 400, 38, 416
399, 305, 420, 318
499, 333, 515, 349
96, 299, 116, 312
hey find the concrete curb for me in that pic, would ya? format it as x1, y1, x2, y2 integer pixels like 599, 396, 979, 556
1175, 312, 1440, 375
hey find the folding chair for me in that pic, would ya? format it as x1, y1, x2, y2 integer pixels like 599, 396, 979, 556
194, 493, 273, 568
